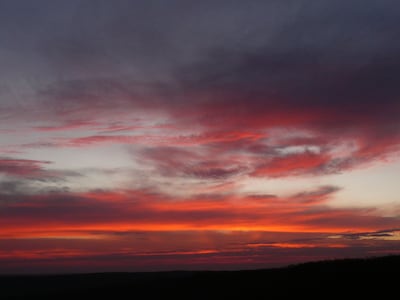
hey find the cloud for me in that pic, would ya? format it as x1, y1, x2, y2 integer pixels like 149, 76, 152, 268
1, 0, 400, 274
138, 146, 247, 180
251, 151, 332, 177
1, 186, 398, 240
0, 158, 51, 178
17, 53, 399, 179
332, 229, 400, 241
1, 228, 399, 274
0, 157, 83, 199
0, 179, 27, 194
290, 186, 341, 205
6, 3, 400, 177
33, 120, 101, 132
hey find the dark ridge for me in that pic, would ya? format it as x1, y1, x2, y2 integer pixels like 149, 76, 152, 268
1, 255, 399, 299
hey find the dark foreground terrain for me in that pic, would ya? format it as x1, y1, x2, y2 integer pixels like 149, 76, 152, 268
1, 255, 399, 299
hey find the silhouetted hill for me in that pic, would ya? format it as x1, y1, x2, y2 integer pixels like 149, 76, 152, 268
1, 255, 399, 299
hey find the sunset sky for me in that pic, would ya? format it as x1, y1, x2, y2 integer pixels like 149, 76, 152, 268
1, 0, 399, 274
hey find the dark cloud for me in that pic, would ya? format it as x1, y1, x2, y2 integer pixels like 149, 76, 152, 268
176, 41, 400, 134
0, 157, 51, 178
0, 180, 25, 194
15, 0, 399, 179
336, 229, 400, 240
0, 179, 72, 198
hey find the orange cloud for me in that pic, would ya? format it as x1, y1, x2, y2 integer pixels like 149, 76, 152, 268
1, 188, 397, 241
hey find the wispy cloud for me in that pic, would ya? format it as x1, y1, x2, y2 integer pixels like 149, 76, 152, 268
1, 0, 400, 272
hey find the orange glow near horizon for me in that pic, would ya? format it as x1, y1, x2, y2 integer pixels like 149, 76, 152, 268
2, 1, 400, 274
1, 220, 395, 240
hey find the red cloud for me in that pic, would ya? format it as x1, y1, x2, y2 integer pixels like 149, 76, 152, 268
251, 151, 332, 177
1, 187, 397, 240
12, 83, 400, 180
1, 188, 399, 273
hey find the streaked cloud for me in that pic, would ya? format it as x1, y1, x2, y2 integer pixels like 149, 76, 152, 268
0, 0, 399, 272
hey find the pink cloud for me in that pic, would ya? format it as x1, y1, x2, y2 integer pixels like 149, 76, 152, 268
0, 158, 51, 178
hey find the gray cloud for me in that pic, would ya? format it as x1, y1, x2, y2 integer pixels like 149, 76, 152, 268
335, 229, 400, 240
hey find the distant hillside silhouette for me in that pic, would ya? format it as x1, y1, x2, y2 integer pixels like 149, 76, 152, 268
2, 255, 399, 299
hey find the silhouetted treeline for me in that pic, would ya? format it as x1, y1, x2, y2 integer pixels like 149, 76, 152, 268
1, 255, 399, 299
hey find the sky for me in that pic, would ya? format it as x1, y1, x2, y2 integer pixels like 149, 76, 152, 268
0, 0, 400, 274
